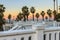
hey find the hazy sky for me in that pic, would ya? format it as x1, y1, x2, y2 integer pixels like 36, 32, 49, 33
0, 0, 60, 19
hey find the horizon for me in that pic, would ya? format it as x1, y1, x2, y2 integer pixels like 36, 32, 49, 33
0, 0, 60, 19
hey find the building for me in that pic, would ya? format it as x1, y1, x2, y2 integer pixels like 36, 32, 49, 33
0, 21, 60, 40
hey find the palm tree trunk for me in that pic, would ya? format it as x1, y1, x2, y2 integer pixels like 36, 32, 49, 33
0, 18, 4, 31
0, 24, 3, 31
33, 14, 34, 21
27, 15, 28, 21
37, 18, 38, 22
42, 16, 44, 21
49, 17, 50, 21
20, 19, 21, 21
24, 15, 26, 22
49, 15, 51, 21
9, 19, 10, 23
9, 19, 11, 23
54, 15, 56, 20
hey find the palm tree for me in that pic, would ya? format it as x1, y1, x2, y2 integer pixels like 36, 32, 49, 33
41, 11, 45, 21
8, 14, 11, 23
55, 13, 60, 21
30, 7, 35, 21
53, 10, 57, 20
22, 6, 29, 21
0, 4, 5, 31
16, 12, 23, 21
45, 16, 48, 21
47, 9, 52, 21
35, 13, 39, 21
26, 11, 29, 21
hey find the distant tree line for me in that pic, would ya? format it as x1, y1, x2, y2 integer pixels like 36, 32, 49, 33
15, 6, 60, 22
7, 6, 60, 22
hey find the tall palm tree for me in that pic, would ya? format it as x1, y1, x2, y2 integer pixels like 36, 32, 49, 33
41, 11, 45, 21
53, 10, 57, 20
8, 14, 11, 23
35, 13, 39, 21
30, 7, 35, 21
47, 9, 52, 21
22, 6, 29, 21
26, 11, 29, 21
45, 16, 48, 21
55, 13, 60, 21
0, 4, 5, 31
16, 12, 23, 21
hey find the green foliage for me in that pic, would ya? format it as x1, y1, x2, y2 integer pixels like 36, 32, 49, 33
30, 7, 35, 21
22, 6, 28, 15
41, 11, 45, 21
8, 14, 11, 20
56, 13, 60, 22
41, 11, 45, 17
30, 7, 35, 14
53, 10, 57, 15
0, 4, 5, 31
35, 13, 39, 18
35, 13, 39, 21
8, 14, 11, 23
16, 12, 23, 21
22, 6, 29, 21
53, 10, 57, 20
47, 9, 52, 17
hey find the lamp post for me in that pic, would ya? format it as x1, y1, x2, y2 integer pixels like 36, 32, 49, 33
56, 0, 58, 13
53, 0, 55, 11
59, 6, 60, 13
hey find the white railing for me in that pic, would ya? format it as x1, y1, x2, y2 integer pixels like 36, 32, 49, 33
45, 21, 60, 28
4, 21, 60, 31
56, 22, 60, 27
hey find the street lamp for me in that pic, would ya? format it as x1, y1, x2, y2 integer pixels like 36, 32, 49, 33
56, 0, 58, 13
53, 0, 55, 10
